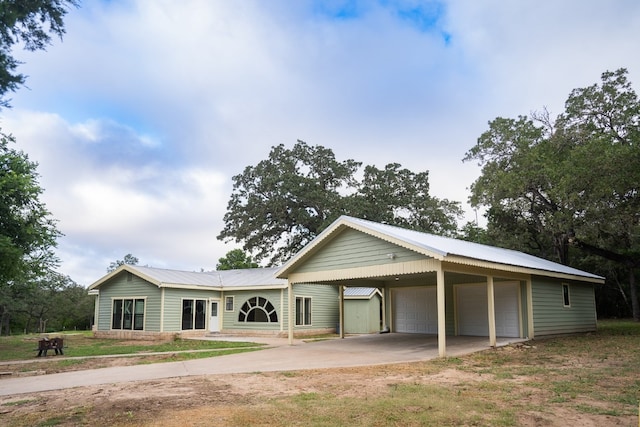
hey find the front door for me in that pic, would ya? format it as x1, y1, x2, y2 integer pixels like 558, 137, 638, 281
209, 301, 220, 332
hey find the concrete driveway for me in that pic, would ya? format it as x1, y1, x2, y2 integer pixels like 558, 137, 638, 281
0, 333, 519, 397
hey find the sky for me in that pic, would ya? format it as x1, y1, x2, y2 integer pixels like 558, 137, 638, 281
2, 0, 640, 286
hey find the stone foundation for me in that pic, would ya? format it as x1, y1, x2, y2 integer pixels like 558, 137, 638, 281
93, 330, 178, 341
93, 327, 337, 340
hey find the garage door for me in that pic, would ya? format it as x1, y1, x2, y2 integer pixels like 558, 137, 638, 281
393, 287, 437, 333
456, 283, 520, 338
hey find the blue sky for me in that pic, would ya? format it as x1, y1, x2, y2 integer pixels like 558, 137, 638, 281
3, 0, 640, 286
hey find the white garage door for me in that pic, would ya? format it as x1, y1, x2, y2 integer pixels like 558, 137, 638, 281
456, 283, 520, 338
393, 287, 437, 333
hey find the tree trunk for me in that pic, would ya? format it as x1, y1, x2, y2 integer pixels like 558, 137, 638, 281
630, 269, 640, 322
0, 311, 10, 336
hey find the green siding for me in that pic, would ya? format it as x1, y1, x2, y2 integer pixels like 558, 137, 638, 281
222, 289, 284, 332
95, 272, 162, 332
293, 284, 339, 330
162, 288, 220, 332
531, 277, 596, 336
221, 285, 339, 332
296, 228, 426, 273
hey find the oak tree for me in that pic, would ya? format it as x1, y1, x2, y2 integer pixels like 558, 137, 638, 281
219, 140, 462, 265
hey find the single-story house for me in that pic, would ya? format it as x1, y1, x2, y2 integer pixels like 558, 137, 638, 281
88, 266, 339, 339
343, 287, 382, 334
88, 215, 604, 356
276, 216, 605, 357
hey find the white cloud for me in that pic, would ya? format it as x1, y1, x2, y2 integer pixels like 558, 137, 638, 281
2, 0, 640, 285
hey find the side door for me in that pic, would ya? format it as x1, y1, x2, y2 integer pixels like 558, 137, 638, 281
209, 300, 220, 332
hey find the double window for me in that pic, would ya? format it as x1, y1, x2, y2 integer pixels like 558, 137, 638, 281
182, 299, 207, 330
112, 298, 145, 330
295, 296, 312, 326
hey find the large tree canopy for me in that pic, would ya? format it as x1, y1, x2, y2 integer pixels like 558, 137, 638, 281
0, 0, 78, 108
464, 68, 640, 319
0, 133, 61, 334
218, 140, 462, 265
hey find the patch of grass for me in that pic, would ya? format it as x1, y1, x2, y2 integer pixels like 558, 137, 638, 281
597, 319, 640, 335
2, 399, 37, 407
135, 347, 262, 364
55, 359, 89, 368
574, 403, 623, 416
236, 382, 517, 426
36, 417, 64, 427
0, 331, 264, 361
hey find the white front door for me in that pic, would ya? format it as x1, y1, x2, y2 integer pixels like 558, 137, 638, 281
209, 301, 220, 332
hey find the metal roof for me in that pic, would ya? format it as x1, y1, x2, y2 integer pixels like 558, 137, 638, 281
215, 267, 287, 288
278, 215, 605, 282
90, 265, 286, 290
128, 265, 220, 287
344, 287, 379, 298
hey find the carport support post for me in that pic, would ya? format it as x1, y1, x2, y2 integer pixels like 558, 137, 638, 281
288, 281, 294, 345
380, 287, 387, 330
487, 276, 497, 347
339, 285, 345, 338
437, 264, 446, 357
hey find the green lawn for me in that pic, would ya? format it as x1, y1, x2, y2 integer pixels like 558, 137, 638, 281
0, 331, 264, 361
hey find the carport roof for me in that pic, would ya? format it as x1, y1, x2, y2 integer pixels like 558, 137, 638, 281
276, 215, 605, 282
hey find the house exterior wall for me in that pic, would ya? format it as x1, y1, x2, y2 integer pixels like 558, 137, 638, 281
293, 283, 339, 334
162, 287, 221, 333
344, 295, 381, 334
531, 277, 596, 336
295, 228, 425, 273
92, 270, 339, 339
221, 284, 338, 336
222, 289, 285, 334
94, 271, 163, 339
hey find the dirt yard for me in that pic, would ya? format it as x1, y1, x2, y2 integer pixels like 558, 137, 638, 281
0, 347, 636, 427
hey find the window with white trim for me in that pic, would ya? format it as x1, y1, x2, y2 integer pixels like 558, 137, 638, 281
295, 296, 312, 326
562, 283, 571, 307
225, 296, 234, 312
238, 297, 278, 322
182, 299, 207, 330
112, 298, 145, 330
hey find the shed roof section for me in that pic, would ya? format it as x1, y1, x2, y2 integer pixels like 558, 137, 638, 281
277, 215, 605, 282
344, 287, 380, 299
88, 265, 286, 291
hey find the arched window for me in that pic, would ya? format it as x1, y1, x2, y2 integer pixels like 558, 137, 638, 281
238, 297, 278, 323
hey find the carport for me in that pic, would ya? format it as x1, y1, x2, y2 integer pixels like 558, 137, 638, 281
277, 216, 603, 357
